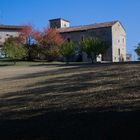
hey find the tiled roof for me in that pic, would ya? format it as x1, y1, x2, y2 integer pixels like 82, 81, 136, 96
57, 21, 119, 33
0, 25, 23, 30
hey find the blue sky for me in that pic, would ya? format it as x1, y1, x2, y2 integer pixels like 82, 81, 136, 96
0, 0, 140, 59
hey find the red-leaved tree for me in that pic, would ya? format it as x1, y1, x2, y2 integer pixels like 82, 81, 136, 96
19, 25, 35, 60
35, 27, 64, 61
19, 25, 34, 44
43, 28, 64, 46
18, 25, 64, 61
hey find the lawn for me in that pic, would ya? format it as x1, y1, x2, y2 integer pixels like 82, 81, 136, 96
0, 62, 140, 140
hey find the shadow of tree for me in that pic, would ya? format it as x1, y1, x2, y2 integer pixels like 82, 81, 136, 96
0, 63, 140, 139
0, 109, 140, 140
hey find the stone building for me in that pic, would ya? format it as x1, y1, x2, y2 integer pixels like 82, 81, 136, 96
0, 19, 126, 62
126, 54, 132, 61
0, 25, 21, 57
50, 18, 126, 62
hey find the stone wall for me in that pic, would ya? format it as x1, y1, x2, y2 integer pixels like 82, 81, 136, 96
112, 22, 126, 62
0, 30, 19, 44
0, 29, 20, 58
60, 27, 112, 62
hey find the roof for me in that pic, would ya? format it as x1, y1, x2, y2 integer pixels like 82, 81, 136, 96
0, 25, 23, 30
57, 21, 119, 33
49, 18, 70, 23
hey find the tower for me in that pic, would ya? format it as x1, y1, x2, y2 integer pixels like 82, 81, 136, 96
49, 18, 70, 28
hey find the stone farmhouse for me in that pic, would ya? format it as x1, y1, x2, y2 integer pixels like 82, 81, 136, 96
0, 18, 126, 62
50, 18, 126, 62
0, 25, 21, 57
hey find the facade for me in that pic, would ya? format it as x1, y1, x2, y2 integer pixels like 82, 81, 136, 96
50, 18, 126, 62
0, 25, 21, 58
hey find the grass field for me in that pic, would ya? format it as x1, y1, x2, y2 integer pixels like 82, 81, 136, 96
0, 62, 140, 140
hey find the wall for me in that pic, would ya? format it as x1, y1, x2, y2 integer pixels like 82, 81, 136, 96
0, 30, 19, 44
112, 22, 126, 62
60, 27, 112, 62
61, 20, 70, 28
0, 29, 20, 58
50, 20, 61, 28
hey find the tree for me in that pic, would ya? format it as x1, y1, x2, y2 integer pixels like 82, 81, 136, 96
80, 37, 109, 63
135, 43, 140, 60
19, 25, 35, 60
19, 25, 33, 43
43, 28, 64, 46
18, 26, 64, 61
3, 37, 27, 64
35, 27, 64, 61
59, 41, 76, 64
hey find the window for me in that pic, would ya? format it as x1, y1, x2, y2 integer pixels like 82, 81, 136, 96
118, 48, 120, 55
81, 36, 84, 41
118, 39, 120, 43
67, 38, 71, 42
123, 38, 125, 43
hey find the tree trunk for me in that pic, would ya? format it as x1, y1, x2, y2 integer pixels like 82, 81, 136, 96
13, 60, 16, 65
28, 47, 32, 61
66, 57, 69, 64
94, 54, 97, 63
91, 58, 94, 64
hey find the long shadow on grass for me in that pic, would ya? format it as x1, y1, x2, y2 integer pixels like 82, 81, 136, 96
0, 108, 140, 140
0, 63, 140, 139
0, 63, 140, 116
